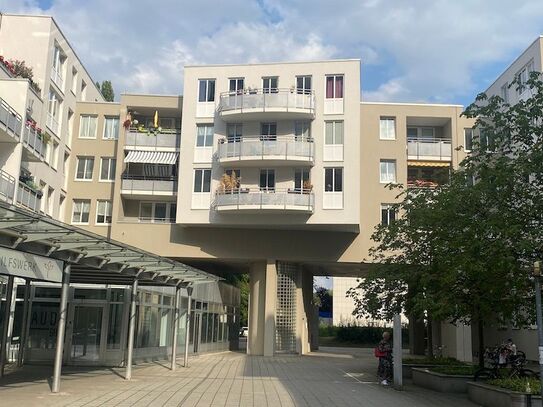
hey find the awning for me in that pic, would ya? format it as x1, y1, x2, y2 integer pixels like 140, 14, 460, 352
407, 160, 451, 168
124, 151, 178, 165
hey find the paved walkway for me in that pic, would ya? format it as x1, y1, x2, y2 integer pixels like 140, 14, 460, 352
0, 348, 478, 406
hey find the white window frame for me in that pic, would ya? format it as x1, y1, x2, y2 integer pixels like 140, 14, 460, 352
325, 75, 344, 99
464, 128, 473, 152
75, 156, 94, 181
324, 121, 344, 161
96, 200, 112, 225
324, 121, 344, 145
198, 79, 216, 102
324, 167, 343, 192
72, 199, 91, 225
99, 157, 116, 182
139, 202, 176, 223
196, 124, 214, 147
380, 204, 397, 226
262, 77, 278, 93
259, 169, 275, 191
229, 78, 244, 94
294, 121, 311, 140
103, 116, 120, 140
380, 160, 397, 184
193, 169, 212, 193
79, 115, 97, 139
51, 141, 59, 170
296, 75, 312, 94
379, 117, 396, 140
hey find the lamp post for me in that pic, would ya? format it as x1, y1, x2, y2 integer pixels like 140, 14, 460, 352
533, 261, 543, 400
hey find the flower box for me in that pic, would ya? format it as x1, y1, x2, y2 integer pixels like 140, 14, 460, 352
467, 381, 540, 407
412, 368, 473, 393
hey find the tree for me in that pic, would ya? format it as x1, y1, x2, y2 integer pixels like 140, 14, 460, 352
220, 273, 249, 327
348, 73, 543, 366
100, 80, 115, 102
314, 286, 333, 314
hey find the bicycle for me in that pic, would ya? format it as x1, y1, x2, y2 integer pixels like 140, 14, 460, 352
474, 348, 537, 381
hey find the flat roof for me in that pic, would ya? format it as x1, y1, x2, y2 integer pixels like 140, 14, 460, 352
185, 58, 360, 68
360, 101, 464, 108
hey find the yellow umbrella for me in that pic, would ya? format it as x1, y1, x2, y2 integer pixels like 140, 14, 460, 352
153, 110, 159, 128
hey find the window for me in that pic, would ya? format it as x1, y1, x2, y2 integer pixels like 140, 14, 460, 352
193, 169, 211, 193
227, 123, 242, 142
139, 202, 176, 223
72, 199, 90, 224
262, 77, 278, 93
96, 200, 112, 224
295, 121, 311, 140
326, 75, 343, 98
67, 109, 74, 146
260, 123, 277, 140
51, 141, 59, 169
81, 80, 87, 101
71, 67, 78, 94
103, 116, 120, 140
225, 169, 241, 188
516, 60, 535, 95
76, 156, 94, 180
464, 128, 473, 151
63, 152, 70, 189
408, 127, 435, 140
229, 78, 244, 94
196, 124, 214, 147
379, 117, 396, 140
407, 127, 418, 139
421, 128, 434, 139
324, 167, 343, 192
500, 83, 509, 103
48, 90, 59, 118
325, 121, 344, 145
259, 169, 275, 191
198, 79, 215, 102
296, 76, 311, 94
380, 160, 396, 183
294, 168, 310, 191
381, 204, 396, 226
100, 157, 116, 181
79, 115, 97, 138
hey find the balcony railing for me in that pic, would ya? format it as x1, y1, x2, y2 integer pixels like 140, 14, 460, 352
125, 129, 180, 149
46, 113, 59, 135
217, 136, 314, 163
50, 68, 64, 90
17, 182, 41, 212
213, 188, 314, 212
0, 97, 22, 140
121, 175, 177, 195
218, 88, 315, 117
22, 125, 45, 160
407, 137, 452, 160
0, 169, 16, 203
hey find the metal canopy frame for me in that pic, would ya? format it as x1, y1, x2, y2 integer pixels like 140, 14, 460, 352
0, 201, 219, 286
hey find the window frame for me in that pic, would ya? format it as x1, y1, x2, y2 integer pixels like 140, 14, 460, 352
96, 200, 112, 225
324, 167, 343, 192
296, 75, 312, 94
259, 169, 276, 191
226, 123, 242, 143
71, 199, 91, 225
262, 77, 278, 94
75, 156, 94, 181
379, 117, 396, 140
464, 128, 473, 152
380, 203, 397, 226
325, 75, 344, 99
79, 114, 98, 139
379, 160, 397, 184
99, 157, 116, 182
103, 116, 120, 140
228, 78, 244, 94
193, 169, 212, 193
324, 120, 344, 145
260, 122, 277, 140
196, 124, 214, 147
198, 79, 216, 103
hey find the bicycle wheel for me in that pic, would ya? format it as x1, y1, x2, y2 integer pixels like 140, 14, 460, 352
474, 368, 497, 381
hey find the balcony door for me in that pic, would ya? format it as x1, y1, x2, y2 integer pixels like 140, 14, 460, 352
260, 169, 275, 192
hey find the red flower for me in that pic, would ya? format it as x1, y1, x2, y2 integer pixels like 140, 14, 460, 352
36, 128, 42, 134
0, 56, 3, 62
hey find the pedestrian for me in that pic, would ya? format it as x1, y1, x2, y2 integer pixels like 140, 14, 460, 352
375, 331, 393, 386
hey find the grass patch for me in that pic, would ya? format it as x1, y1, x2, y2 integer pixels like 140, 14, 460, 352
403, 357, 466, 366
429, 365, 477, 376
487, 377, 540, 395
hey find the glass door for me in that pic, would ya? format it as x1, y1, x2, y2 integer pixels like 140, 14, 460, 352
69, 305, 104, 363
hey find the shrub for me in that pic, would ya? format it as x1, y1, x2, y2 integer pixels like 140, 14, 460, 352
429, 365, 475, 375
487, 377, 540, 395
319, 324, 408, 345
403, 357, 465, 365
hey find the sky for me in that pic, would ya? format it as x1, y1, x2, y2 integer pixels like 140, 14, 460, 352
3, 0, 543, 106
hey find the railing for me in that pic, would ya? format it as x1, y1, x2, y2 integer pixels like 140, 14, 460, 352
22, 125, 45, 159
217, 136, 314, 161
46, 113, 59, 135
121, 175, 177, 194
218, 88, 315, 115
213, 188, 314, 212
407, 179, 441, 189
17, 182, 41, 212
0, 97, 22, 139
407, 137, 452, 160
0, 169, 16, 203
125, 129, 180, 149
50, 67, 64, 90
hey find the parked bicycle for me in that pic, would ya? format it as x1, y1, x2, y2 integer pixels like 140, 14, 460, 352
474, 341, 537, 381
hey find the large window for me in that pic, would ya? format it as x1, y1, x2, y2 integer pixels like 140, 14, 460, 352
198, 79, 215, 102
227, 123, 242, 142
259, 169, 275, 191
295, 121, 311, 140
380, 160, 396, 183
379, 117, 396, 140
260, 123, 277, 140
381, 204, 396, 226
76, 156, 94, 180
229, 78, 244, 94
96, 200, 112, 224
294, 168, 310, 191
103, 116, 119, 140
262, 77, 278, 93
464, 128, 473, 151
324, 167, 343, 192
296, 75, 311, 94
325, 121, 344, 145
79, 115, 97, 139
72, 199, 90, 224
100, 157, 116, 181
193, 169, 211, 193
139, 202, 176, 223
196, 124, 214, 147
326, 75, 343, 99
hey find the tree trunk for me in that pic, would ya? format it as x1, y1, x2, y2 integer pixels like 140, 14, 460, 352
427, 319, 434, 358
477, 319, 485, 368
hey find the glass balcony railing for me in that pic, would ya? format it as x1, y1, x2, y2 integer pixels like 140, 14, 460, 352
46, 113, 59, 135
218, 89, 315, 117
124, 129, 180, 149
0, 169, 16, 203
0, 97, 22, 140
22, 125, 45, 160
50, 68, 64, 91
17, 182, 42, 212
407, 137, 452, 161
217, 136, 314, 163
121, 175, 178, 195
213, 188, 314, 212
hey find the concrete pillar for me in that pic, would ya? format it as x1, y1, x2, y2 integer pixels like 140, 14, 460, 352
263, 261, 277, 357
299, 271, 313, 355
184, 286, 193, 367
170, 285, 180, 371
17, 280, 31, 367
248, 261, 267, 356
52, 264, 70, 393
393, 313, 403, 389
125, 279, 138, 380
0, 276, 14, 378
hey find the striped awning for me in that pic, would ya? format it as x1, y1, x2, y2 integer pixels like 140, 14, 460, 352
124, 151, 178, 165
407, 160, 451, 167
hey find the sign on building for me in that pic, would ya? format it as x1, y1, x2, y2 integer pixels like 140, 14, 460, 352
0, 247, 63, 282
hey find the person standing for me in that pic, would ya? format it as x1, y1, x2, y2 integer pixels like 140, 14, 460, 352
377, 331, 393, 385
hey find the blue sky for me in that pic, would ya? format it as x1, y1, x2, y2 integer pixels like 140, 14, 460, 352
5, 0, 543, 106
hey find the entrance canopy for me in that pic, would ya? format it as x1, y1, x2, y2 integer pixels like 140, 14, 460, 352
124, 151, 178, 165
0, 201, 218, 286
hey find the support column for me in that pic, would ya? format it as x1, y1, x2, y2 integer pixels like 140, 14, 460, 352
393, 313, 403, 389
125, 279, 138, 380
170, 285, 180, 371
17, 280, 31, 367
52, 264, 70, 393
0, 276, 14, 378
263, 261, 277, 357
184, 286, 193, 367
248, 261, 266, 356
300, 271, 314, 355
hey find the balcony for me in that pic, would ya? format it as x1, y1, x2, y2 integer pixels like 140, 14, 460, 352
218, 89, 315, 121
46, 113, 59, 135
17, 182, 42, 212
407, 137, 452, 161
124, 129, 180, 150
21, 125, 46, 162
213, 188, 314, 213
217, 136, 314, 166
50, 68, 64, 91
120, 175, 178, 198
0, 169, 16, 203
0, 97, 22, 142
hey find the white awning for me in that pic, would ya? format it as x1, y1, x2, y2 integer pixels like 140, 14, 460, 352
124, 151, 178, 165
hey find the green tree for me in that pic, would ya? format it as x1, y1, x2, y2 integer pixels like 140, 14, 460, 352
221, 273, 249, 327
100, 80, 115, 102
314, 286, 333, 314
349, 73, 543, 366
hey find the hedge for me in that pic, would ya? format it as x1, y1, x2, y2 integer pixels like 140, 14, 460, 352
319, 325, 408, 345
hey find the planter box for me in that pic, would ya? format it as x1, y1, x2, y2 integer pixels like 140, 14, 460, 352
403, 363, 439, 379
467, 381, 541, 407
412, 368, 472, 393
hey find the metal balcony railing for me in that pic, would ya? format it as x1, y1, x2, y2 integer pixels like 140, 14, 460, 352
17, 182, 41, 212
0, 169, 16, 203
218, 88, 315, 115
0, 97, 22, 140
46, 113, 59, 135
50, 68, 64, 90
217, 136, 314, 162
213, 188, 314, 212
125, 130, 180, 149
407, 137, 452, 160
121, 175, 178, 194
22, 125, 45, 159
